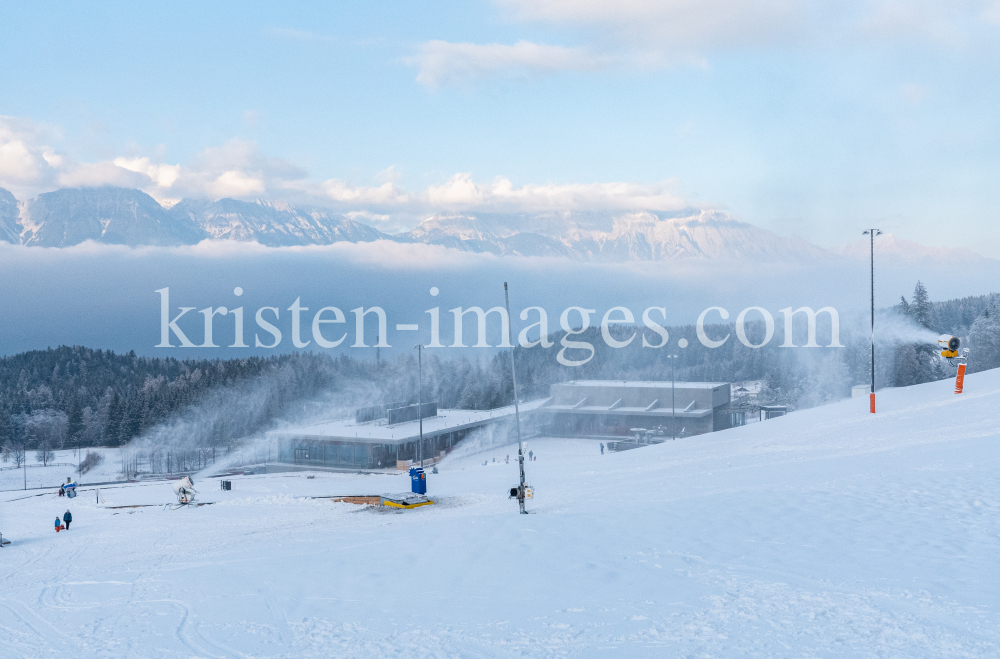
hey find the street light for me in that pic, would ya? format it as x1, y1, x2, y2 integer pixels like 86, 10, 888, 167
503, 282, 528, 514
862, 229, 882, 413
666, 354, 679, 440
415, 344, 424, 467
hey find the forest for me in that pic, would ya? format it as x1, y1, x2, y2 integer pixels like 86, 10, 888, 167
1, 283, 998, 466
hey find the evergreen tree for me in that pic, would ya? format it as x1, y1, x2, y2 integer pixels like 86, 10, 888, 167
67, 398, 83, 445
969, 308, 1000, 372
911, 281, 932, 329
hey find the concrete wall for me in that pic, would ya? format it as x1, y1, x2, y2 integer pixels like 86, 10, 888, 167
550, 382, 729, 411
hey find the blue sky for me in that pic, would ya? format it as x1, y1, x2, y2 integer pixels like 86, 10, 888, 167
2, 1, 1000, 253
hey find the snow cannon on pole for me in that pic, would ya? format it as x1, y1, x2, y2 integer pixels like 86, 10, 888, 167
937, 335, 960, 359
172, 476, 198, 504
936, 336, 970, 393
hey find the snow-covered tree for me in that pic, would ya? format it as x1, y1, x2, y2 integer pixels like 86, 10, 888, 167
911, 281, 932, 329
968, 308, 1000, 372
35, 442, 55, 466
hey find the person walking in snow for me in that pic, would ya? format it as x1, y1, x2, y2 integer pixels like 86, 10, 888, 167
600, 443, 604, 455
58, 484, 65, 497
55, 517, 62, 532
63, 510, 72, 530
528, 450, 533, 461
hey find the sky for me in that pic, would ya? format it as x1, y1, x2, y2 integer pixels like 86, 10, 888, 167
2, 1, 1000, 253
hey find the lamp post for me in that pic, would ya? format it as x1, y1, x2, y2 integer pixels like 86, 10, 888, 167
862, 229, 882, 413
415, 344, 424, 467
666, 354, 679, 440
504, 282, 527, 514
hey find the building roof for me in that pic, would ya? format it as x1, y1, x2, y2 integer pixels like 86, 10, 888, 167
540, 404, 714, 418
274, 398, 549, 445
555, 380, 728, 390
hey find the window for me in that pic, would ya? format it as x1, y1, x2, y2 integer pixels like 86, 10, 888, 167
294, 448, 308, 462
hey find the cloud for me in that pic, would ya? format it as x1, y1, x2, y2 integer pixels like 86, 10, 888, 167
985, 2, 1000, 26
425, 173, 687, 212
405, 40, 614, 88
322, 179, 411, 205
211, 170, 266, 197
113, 157, 181, 188
497, 0, 803, 47
0, 117, 61, 192
405, 1, 1000, 88
899, 83, 927, 105
0, 115, 693, 228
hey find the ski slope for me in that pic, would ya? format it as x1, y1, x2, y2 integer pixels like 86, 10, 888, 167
0, 448, 122, 492
2, 370, 1000, 657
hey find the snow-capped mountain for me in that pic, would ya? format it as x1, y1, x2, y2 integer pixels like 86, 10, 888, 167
11, 187, 203, 247
0, 186, 986, 265
402, 214, 576, 257
403, 210, 833, 261
168, 198, 389, 247
0, 187, 18, 244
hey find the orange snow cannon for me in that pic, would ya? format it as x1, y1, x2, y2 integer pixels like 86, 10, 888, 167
938, 335, 960, 359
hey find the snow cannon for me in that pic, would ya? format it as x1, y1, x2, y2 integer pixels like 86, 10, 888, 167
938, 335, 960, 358
171, 476, 197, 504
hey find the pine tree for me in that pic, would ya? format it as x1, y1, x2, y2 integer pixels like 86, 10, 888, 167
969, 308, 1000, 372
67, 398, 83, 444
105, 393, 123, 447
911, 281, 932, 329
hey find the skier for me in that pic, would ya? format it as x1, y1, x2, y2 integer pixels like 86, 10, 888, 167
505, 455, 509, 464
54, 517, 62, 532
600, 443, 604, 455
63, 510, 72, 530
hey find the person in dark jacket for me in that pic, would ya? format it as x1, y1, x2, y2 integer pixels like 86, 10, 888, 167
55, 517, 62, 532
63, 510, 72, 530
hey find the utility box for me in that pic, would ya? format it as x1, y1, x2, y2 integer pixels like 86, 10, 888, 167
409, 467, 426, 495
220, 480, 232, 491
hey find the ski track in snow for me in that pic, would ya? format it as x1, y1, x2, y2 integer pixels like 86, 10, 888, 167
3, 371, 1000, 656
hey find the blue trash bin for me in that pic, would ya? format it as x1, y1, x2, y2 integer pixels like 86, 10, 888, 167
409, 467, 426, 494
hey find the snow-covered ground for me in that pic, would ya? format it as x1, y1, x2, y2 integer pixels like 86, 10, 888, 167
3, 370, 1000, 657
0, 447, 123, 491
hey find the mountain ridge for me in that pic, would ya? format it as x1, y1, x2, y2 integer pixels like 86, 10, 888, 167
0, 185, 987, 263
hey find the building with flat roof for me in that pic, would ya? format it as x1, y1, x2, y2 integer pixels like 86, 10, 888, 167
539, 380, 731, 438
274, 399, 548, 471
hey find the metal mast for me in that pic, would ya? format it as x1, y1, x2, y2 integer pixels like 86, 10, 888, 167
666, 354, 678, 439
416, 344, 424, 467
863, 229, 881, 413
504, 282, 527, 514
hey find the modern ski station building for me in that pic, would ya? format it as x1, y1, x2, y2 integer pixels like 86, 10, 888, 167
274, 380, 734, 471
274, 399, 548, 472
536, 380, 733, 439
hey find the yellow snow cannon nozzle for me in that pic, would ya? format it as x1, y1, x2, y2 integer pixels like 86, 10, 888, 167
938, 334, 960, 358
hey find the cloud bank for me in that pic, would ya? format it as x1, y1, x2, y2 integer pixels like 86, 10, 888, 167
0, 115, 691, 230
405, 1, 1000, 87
